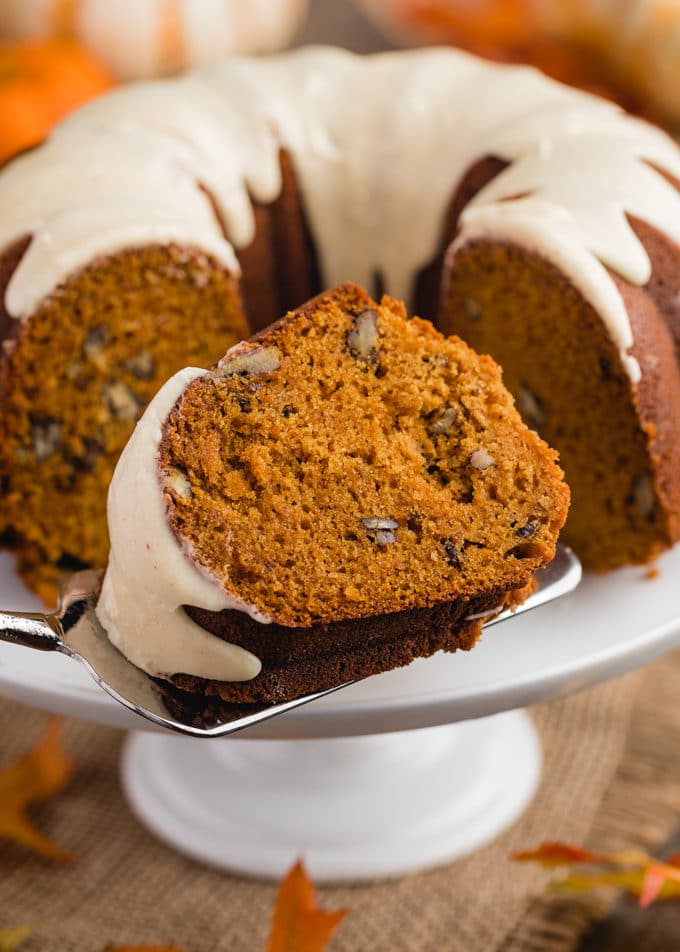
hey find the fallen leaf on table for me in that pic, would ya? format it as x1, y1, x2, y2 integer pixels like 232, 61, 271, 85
0, 715, 76, 861
513, 840, 680, 906
104, 861, 344, 952
0, 927, 31, 951
264, 860, 346, 952
513, 841, 604, 867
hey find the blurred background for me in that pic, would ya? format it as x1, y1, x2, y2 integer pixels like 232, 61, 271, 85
303, 0, 680, 126
0, 0, 678, 170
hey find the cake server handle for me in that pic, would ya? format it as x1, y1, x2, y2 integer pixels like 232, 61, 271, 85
0, 610, 63, 652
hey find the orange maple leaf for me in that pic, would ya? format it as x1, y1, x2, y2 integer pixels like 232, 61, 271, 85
264, 860, 346, 952
512, 841, 603, 867
0, 927, 31, 951
639, 865, 668, 908
512, 840, 680, 907
0, 716, 76, 862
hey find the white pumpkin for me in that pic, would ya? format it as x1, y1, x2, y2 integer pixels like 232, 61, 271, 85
0, 0, 308, 80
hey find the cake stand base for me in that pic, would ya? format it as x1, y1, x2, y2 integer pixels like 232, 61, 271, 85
120, 709, 541, 881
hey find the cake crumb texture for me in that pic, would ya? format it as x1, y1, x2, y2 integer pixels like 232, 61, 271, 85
441, 241, 680, 570
0, 243, 248, 597
160, 283, 569, 629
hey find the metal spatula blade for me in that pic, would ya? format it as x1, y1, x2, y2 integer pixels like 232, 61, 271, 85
0, 545, 581, 738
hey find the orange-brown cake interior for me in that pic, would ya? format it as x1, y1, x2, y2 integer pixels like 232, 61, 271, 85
440, 242, 680, 570
0, 244, 248, 599
159, 283, 569, 628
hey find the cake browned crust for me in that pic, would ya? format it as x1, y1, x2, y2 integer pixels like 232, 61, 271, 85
156, 283, 568, 704
235, 150, 321, 334
176, 601, 488, 705
175, 580, 534, 706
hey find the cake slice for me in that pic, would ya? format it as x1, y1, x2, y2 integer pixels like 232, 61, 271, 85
96, 283, 570, 704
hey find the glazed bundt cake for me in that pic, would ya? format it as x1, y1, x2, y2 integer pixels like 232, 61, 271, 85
2, 46, 680, 592
96, 283, 569, 703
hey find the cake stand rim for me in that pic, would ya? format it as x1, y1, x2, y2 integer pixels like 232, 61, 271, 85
0, 547, 678, 738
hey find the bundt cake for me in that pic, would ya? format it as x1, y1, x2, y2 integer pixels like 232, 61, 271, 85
1, 46, 680, 593
96, 283, 569, 704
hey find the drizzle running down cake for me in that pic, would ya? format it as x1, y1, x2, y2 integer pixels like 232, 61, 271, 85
1, 46, 680, 590
96, 284, 570, 704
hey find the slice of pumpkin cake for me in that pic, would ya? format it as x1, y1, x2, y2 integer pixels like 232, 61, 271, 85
96, 282, 570, 704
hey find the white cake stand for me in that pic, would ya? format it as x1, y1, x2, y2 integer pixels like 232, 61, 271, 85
1, 549, 679, 882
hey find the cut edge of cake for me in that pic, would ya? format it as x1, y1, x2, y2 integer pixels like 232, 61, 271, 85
96, 282, 570, 704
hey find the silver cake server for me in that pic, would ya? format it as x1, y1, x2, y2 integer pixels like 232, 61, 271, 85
0, 545, 581, 738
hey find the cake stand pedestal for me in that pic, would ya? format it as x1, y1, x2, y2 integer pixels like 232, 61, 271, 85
121, 710, 540, 880
2, 548, 680, 881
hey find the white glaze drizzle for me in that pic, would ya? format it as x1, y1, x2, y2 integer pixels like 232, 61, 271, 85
2, 47, 680, 379
96, 367, 265, 682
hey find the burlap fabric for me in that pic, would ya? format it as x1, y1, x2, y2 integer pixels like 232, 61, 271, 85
3, 648, 679, 951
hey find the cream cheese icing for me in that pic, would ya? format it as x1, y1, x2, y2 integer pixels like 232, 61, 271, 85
95, 368, 265, 682
2, 47, 680, 381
